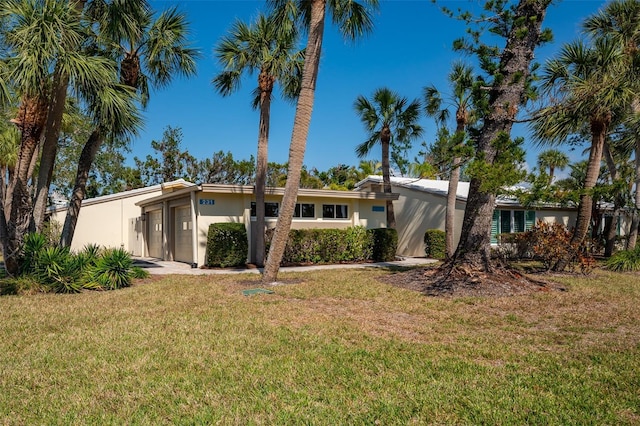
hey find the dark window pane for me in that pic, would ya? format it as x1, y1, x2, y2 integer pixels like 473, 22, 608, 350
265, 202, 279, 217
336, 204, 348, 219
513, 211, 525, 233
302, 203, 315, 218
294, 204, 301, 218
250, 202, 256, 217
500, 210, 511, 234
322, 204, 335, 218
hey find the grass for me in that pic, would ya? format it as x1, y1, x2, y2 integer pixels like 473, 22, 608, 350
0, 268, 639, 424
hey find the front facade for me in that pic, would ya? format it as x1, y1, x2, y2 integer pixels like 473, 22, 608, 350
355, 176, 588, 257
49, 180, 396, 267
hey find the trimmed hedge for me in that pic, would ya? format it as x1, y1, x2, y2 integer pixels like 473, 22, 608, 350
370, 228, 398, 262
424, 229, 446, 260
206, 223, 248, 267
266, 226, 396, 265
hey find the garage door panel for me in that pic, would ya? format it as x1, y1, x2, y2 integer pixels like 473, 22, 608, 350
147, 210, 163, 259
174, 206, 192, 263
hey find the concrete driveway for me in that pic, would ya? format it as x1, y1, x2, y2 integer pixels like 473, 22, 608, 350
133, 257, 437, 275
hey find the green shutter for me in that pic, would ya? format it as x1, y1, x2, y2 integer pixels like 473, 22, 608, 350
525, 210, 536, 231
491, 210, 500, 244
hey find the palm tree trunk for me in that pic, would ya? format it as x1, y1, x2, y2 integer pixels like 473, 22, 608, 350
447, 0, 549, 273
33, 68, 70, 232
60, 129, 103, 248
553, 118, 607, 270
627, 138, 640, 250
570, 120, 607, 245
255, 72, 274, 267
602, 140, 619, 257
2, 95, 48, 275
445, 155, 461, 258
380, 127, 395, 228
262, 0, 325, 284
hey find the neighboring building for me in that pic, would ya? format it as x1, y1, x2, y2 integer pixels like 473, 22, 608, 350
354, 176, 592, 257
48, 180, 397, 267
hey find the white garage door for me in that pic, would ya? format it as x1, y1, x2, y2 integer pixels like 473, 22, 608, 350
174, 206, 193, 264
147, 210, 163, 259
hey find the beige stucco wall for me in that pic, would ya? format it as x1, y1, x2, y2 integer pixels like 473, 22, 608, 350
392, 187, 466, 257
534, 209, 577, 228
195, 192, 250, 267
48, 187, 162, 254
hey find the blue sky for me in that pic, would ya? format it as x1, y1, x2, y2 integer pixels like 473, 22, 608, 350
141, 0, 607, 176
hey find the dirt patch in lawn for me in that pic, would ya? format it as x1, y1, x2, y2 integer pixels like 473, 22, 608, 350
379, 265, 567, 297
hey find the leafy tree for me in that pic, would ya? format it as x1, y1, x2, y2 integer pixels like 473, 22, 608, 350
354, 87, 423, 228
213, 11, 303, 266
262, 0, 379, 284
424, 62, 477, 257
437, 0, 552, 279
134, 126, 198, 185
199, 151, 256, 185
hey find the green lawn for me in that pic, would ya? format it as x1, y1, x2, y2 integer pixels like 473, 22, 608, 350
0, 268, 638, 424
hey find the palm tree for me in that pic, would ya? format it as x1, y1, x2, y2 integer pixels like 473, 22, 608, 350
354, 87, 423, 228
262, 0, 379, 284
531, 38, 632, 269
423, 62, 476, 258
0, 0, 114, 275
537, 148, 570, 182
212, 12, 303, 267
584, 0, 640, 249
60, 1, 199, 248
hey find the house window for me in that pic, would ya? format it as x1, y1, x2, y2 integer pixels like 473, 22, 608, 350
491, 209, 535, 243
294, 203, 315, 218
322, 204, 348, 219
250, 202, 279, 217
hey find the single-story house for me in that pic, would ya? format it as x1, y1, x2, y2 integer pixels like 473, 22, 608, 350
48, 179, 397, 267
48, 175, 629, 266
354, 176, 629, 257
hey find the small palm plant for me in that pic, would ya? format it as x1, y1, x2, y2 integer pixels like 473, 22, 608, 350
86, 248, 134, 290
605, 246, 640, 272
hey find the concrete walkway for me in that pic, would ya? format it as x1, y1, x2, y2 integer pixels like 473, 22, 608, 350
133, 257, 437, 275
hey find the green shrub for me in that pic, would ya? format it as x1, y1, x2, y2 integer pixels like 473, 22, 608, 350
266, 226, 376, 265
370, 228, 398, 262
130, 266, 150, 279
424, 229, 446, 260
20, 232, 49, 275
605, 247, 640, 272
33, 246, 83, 293
86, 248, 133, 290
206, 223, 248, 267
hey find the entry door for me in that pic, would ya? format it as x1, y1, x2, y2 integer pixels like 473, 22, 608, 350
174, 206, 193, 264
147, 210, 163, 259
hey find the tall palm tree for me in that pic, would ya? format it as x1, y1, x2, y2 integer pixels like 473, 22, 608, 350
262, 0, 379, 284
212, 12, 303, 267
584, 0, 640, 249
60, 1, 199, 248
531, 37, 632, 269
537, 148, 570, 182
354, 87, 423, 229
31, 0, 90, 233
0, 0, 114, 275
423, 62, 476, 258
